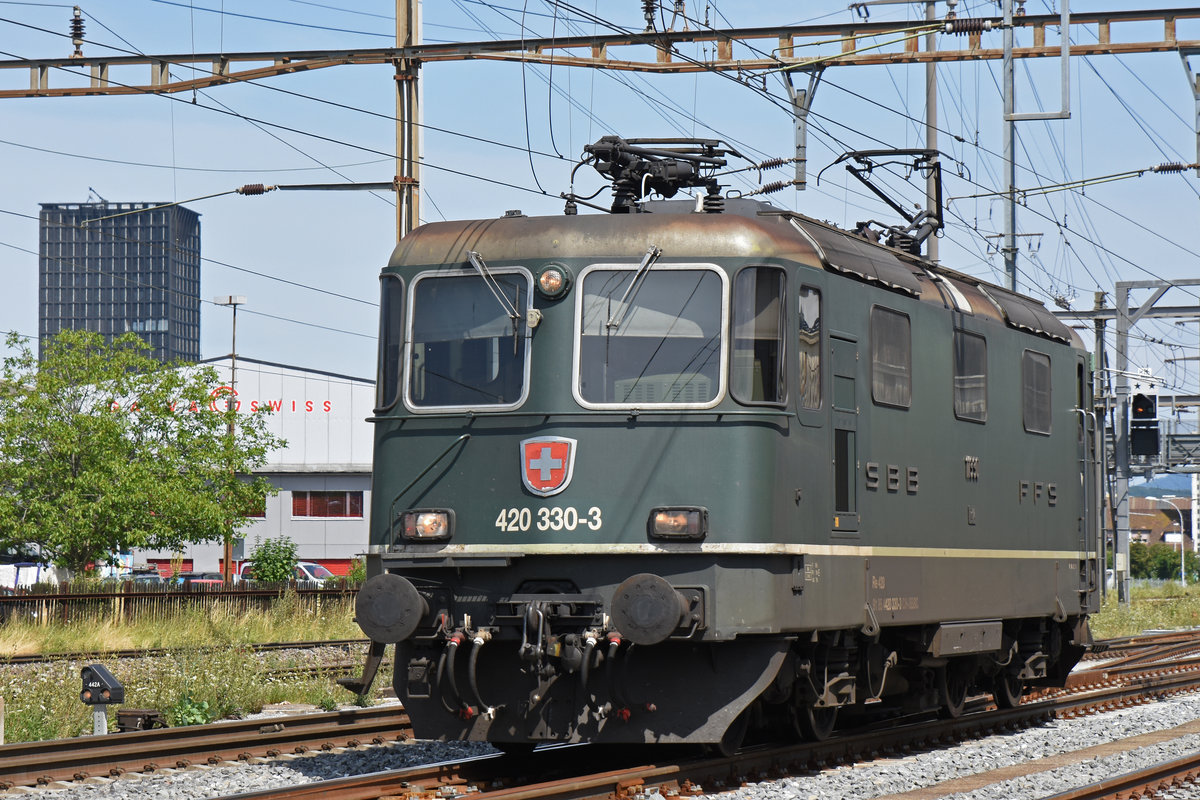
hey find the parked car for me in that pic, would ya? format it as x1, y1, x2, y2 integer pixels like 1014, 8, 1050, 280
236, 561, 335, 587
172, 572, 225, 588
119, 571, 165, 587
294, 562, 335, 587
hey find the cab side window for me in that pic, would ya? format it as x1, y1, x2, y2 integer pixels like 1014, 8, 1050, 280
1022, 350, 1052, 434
953, 330, 987, 422
871, 306, 911, 408
731, 267, 786, 405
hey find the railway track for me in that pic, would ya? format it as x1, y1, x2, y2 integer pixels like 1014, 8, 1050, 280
0, 704, 412, 790
8, 631, 1200, 799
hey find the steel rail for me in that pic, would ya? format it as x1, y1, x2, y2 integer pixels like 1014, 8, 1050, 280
0, 705, 411, 789
1037, 750, 1200, 799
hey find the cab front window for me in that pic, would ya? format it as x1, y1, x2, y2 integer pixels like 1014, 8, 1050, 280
575, 265, 726, 408
406, 270, 532, 410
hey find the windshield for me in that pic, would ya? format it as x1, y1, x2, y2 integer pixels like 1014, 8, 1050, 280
406, 270, 531, 410
576, 265, 725, 407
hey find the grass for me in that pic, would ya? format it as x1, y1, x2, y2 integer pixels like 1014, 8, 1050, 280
1090, 580, 1200, 639
0, 591, 394, 742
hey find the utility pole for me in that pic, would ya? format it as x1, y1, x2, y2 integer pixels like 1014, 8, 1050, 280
215, 294, 246, 584
1002, 0, 1017, 291
925, 0, 939, 263
395, 0, 420, 239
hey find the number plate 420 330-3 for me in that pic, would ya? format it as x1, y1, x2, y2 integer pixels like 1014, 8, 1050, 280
494, 506, 602, 532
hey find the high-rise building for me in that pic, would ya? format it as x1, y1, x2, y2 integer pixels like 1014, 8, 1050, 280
38, 202, 201, 362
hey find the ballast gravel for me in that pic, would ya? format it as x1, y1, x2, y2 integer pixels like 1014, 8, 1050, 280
16, 693, 1200, 800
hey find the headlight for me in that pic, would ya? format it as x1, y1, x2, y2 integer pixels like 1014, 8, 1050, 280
648, 507, 708, 541
399, 509, 454, 541
537, 265, 571, 299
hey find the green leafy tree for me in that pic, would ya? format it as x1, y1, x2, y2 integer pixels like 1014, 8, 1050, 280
0, 330, 284, 574
1130, 542, 1151, 578
248, 535, 298, 583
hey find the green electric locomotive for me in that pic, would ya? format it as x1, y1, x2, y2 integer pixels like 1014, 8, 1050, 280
344, 138, 1100, 752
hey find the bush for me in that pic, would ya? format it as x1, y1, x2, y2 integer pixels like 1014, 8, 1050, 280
347, 557, 366, 584
249, 536, 298, 583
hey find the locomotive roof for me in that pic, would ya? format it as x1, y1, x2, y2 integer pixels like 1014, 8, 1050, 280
387, 200, 1081, 349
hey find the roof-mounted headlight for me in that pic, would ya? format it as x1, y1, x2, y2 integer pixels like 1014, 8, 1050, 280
648, 507, 708, 541
399, 509, 454, 542
537, 265, 571, 299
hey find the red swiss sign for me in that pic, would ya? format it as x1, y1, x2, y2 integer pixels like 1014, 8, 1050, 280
520, 437, 577, 497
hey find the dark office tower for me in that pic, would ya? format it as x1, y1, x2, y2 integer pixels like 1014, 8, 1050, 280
38, 202, 201, 363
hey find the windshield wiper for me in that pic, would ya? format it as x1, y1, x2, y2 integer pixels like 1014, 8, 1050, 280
605, 244, 662, 331
467, 250, 521, 322
467, 250, 523, 352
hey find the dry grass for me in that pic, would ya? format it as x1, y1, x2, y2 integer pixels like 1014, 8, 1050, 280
0, 592, 391, 742
1090, 581, 1200, 639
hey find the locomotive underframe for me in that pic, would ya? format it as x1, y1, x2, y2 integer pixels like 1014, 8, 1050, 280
370, 551, 1089, 745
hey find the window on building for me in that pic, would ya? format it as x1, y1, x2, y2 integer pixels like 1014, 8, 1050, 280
953, 330, 987, 422
1022, 350, 1052, 434
244, 494, 266, 519
871, 306, 911, 408
731, 267, 786, 405
292, 491, 364, 518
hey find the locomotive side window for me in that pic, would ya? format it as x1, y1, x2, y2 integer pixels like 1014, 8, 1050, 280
731, 267, 786, 405
870, 307, 911, 408
405, 271, 531, 410
1022, 350, 1052, 434
797, 287, 821, 410
375, 274, 404, 411
952, 330, 987, 422
575, 265, 725, 408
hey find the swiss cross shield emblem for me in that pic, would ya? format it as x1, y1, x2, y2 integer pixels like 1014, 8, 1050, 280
520, 437, 577, 497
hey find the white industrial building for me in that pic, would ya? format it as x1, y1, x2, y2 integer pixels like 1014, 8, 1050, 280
136, 357, 375, 578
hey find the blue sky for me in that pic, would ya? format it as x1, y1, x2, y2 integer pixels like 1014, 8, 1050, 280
1, 1, 1199, 406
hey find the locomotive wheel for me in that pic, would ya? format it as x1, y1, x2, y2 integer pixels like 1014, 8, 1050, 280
993, 672, 1024, 709
794, 704, 838, 741
936, 662, 971, 719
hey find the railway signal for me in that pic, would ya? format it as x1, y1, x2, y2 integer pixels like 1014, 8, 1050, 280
1130, 391, 1160, 458
80, 664, 124, 736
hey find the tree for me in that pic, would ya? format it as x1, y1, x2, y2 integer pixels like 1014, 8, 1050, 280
0, 330, 284, 574
1130, 542, 1151, 578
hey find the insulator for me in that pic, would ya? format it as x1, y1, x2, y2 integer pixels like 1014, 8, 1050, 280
702, 192, 724, 214
643, 0, 657, 32
756, 179, 792, 195
943, 17, 992, 35
1153, 162, 1188, 174
237, 184, 267, 195
756, 157, 791, 170
70, 6, 84, 56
